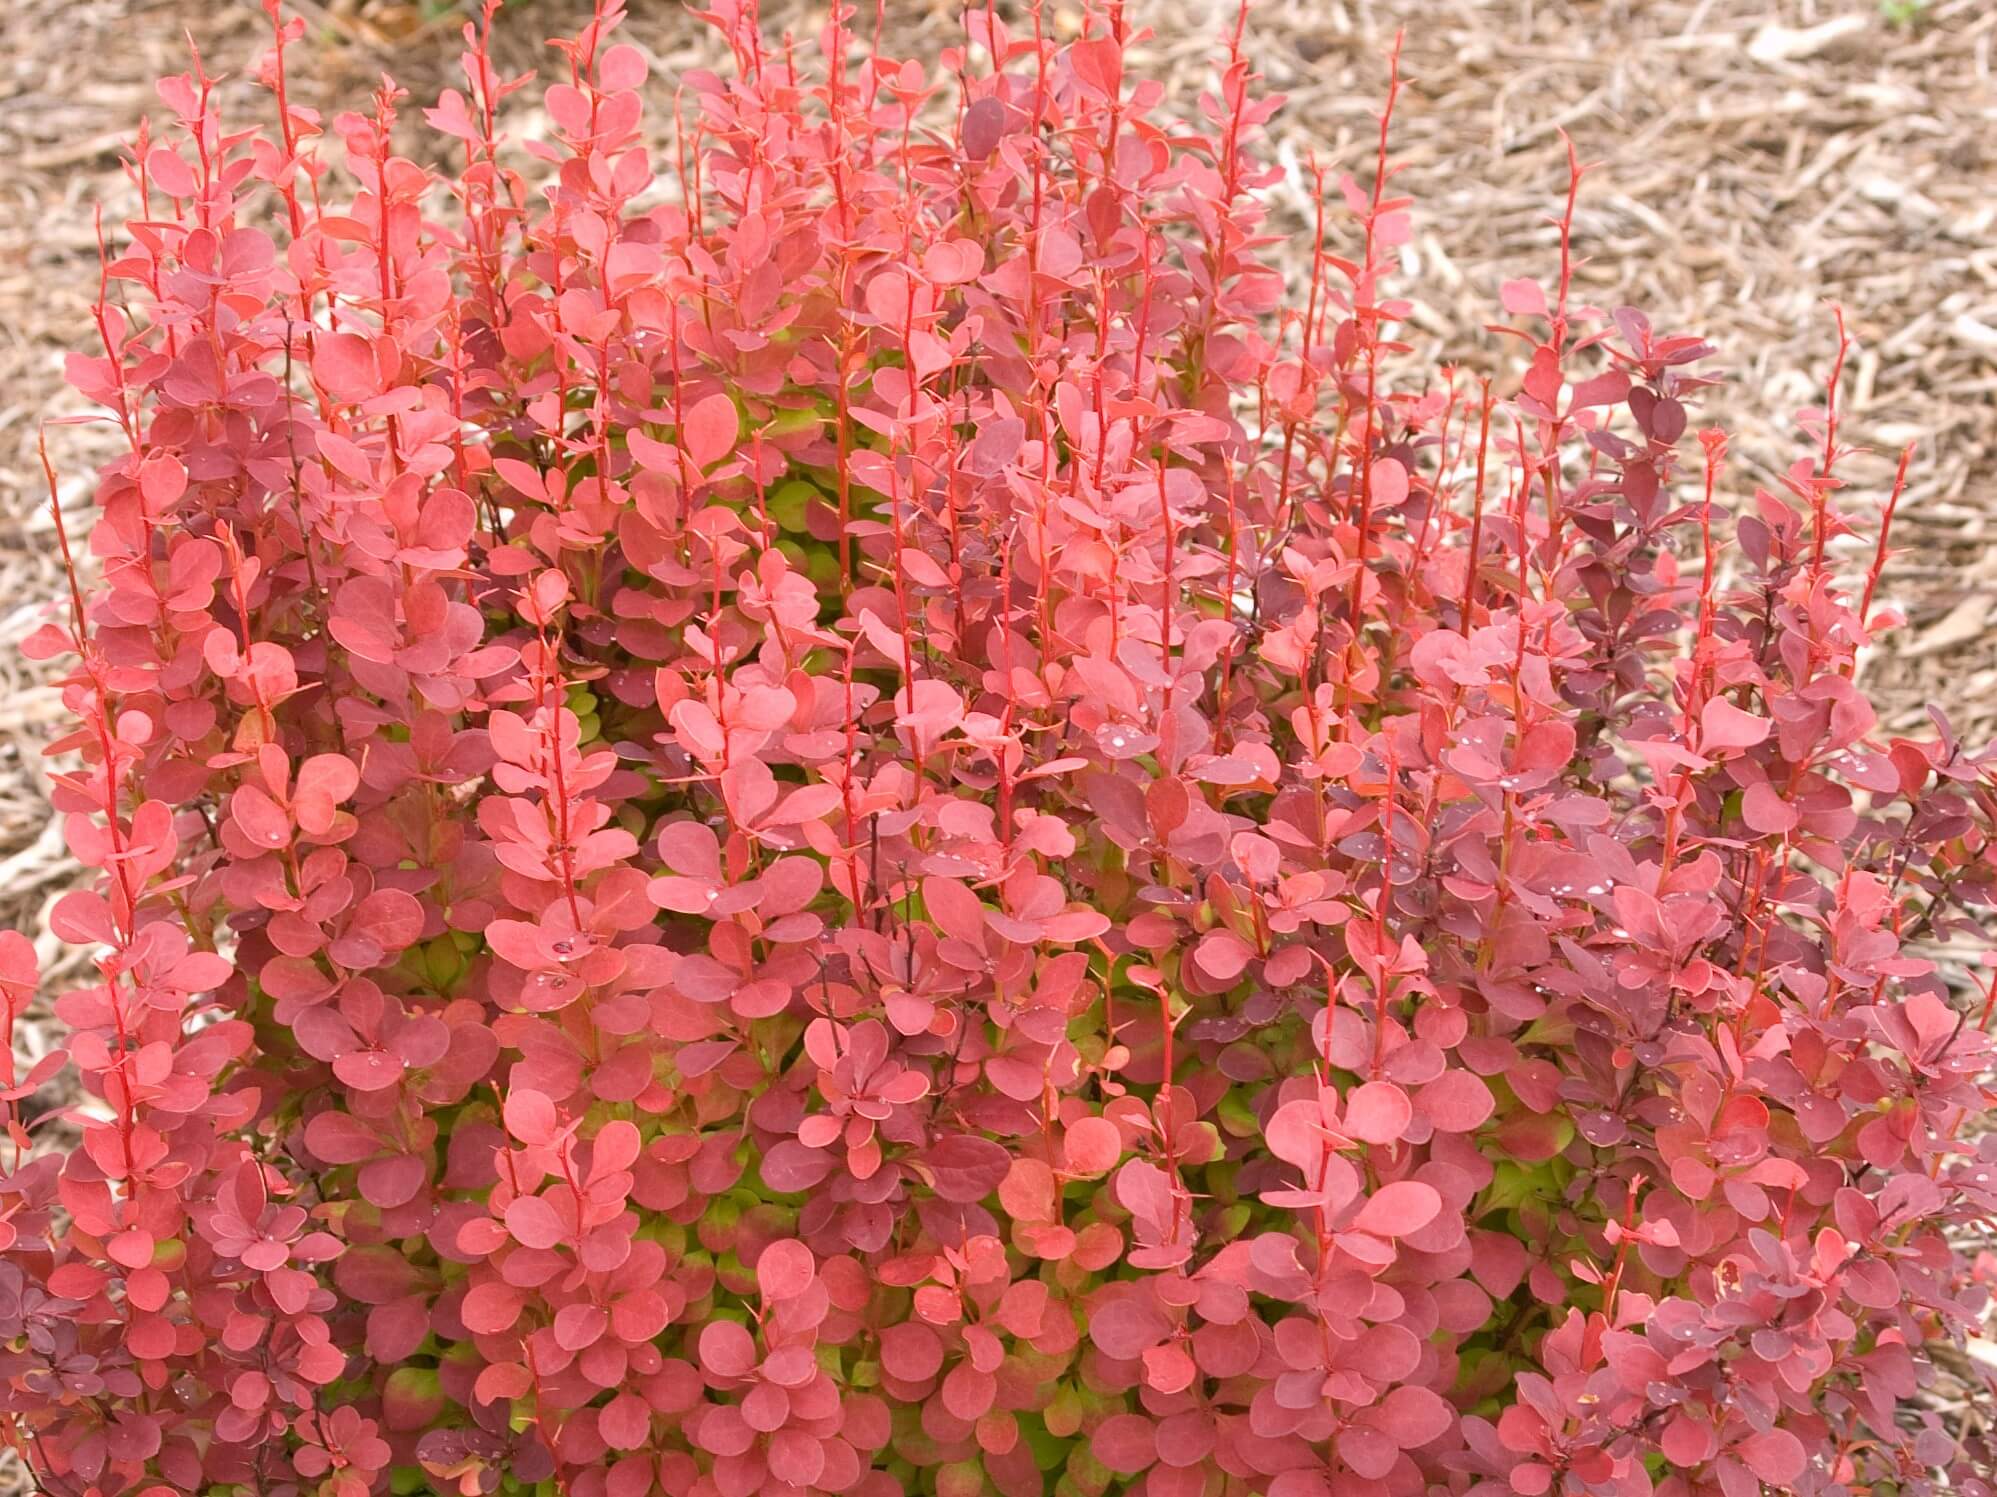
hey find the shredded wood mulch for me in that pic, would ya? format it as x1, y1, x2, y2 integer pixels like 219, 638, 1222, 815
0, 0, 1992, 1487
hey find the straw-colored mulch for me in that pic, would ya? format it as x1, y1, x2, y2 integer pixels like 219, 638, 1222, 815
0, 0, 1992, 1488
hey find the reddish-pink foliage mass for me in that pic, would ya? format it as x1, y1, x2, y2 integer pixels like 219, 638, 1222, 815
4, 0, 1996, 1493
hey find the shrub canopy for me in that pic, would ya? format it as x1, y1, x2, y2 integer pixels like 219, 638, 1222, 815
4, 2, 1994, 1495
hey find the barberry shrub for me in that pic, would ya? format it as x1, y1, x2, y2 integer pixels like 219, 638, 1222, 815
4, 0, 1994, 1493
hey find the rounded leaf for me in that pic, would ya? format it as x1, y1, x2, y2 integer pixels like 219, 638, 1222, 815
1376, 1384, 1453, 1446
698, 1320, 758, 1379
756, 1239, 816, 1301
1417, 1070, 1495, 1132
1738, 1429, 1806, 1484
1351, 1180, 1443, 1238
1065, 1116, 1123, 1176
1343, 1080, 1412, 1144
504, 1195, 566, 1250
880, 1322, 944, 1382
1092, 1414, 1158, 1474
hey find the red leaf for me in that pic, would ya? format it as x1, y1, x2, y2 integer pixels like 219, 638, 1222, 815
1738, 1429, 1805, 1484
1193, 929, 1254, 982
962, 97, 1006, 160
599, 44, 648, 91
879, 1322, 944, 1382
1070, 37, 1122, 98
460, 1282, 524, 1334
1064, 1116, 1122, 1176
1091, 1414, 1158, 1474
1418, 1070, 1495, 1132
1700, 697, 1771, 754
1154, 1411, 1217, 1469
1142, 1343, 1196, 1394
1265, 1096, 1335, 1172
1375, 1384, 1453, 1446
230, 784, 291, 849
1742, 782, 1798, 834
1369, 457, 1410, 508
698, 1320, 757, 1379
683, 392, 738, 470
999, 1158, 1057, 1223
351, 888, 424, 952
294, 754, 359, 836
312, 332, 382, 402
768, 1430, 826, 1487
503, 1089, 558, 1147
1351, 1180, 1442, 1238
504, 1195, 566, 1250
922, 875, 988, 947
920, 1134, 1010, 1203
1090, 1294, 1170, 1361
756, 1239, 816, 1300
597, 1392, 652, 1451
941, 1362, 996, 1420
1343, 1080, 1412, 1144
1501, 278, 1548, 317
1661, 1413, 1713, 1467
